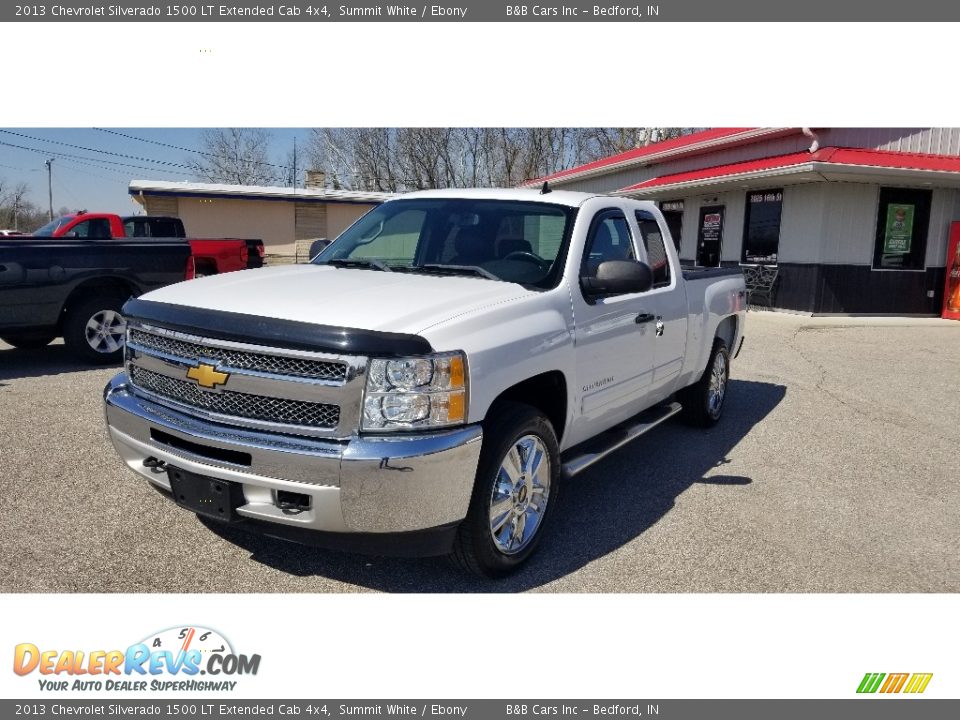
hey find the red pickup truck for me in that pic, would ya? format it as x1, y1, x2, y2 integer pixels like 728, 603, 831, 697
31, 213, 264, 276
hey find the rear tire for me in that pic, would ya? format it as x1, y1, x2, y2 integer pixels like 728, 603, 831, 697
1, 330, 56, 349
63, 295, 127, 364
679, 339, 730, 428
451, 402, 560, 578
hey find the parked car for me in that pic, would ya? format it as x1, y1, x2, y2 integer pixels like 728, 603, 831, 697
30, 212, 264, 276
0, 229, 27, 236
103, 188, 746, 576
1, 235, 193, 362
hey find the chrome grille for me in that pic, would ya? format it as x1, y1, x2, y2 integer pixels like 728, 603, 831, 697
130, 365, 340, 429
128, 328, 347, 381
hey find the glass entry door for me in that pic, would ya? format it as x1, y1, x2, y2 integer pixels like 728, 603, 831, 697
697, 205, 724, 267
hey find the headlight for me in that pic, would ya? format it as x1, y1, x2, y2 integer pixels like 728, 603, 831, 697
362, 352, 467, 431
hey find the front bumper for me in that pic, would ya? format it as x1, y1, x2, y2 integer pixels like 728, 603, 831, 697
103, 374, 483, 555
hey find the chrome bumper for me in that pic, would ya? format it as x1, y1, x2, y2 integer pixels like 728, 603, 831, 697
103, 374, 483, 538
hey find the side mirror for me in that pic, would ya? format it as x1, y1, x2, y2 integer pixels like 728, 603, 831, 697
581, 260, 654, 298
309, 238, 330, 259
63, 231, 79, 239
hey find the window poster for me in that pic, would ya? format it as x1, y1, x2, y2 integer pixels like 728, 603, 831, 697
883, 203, 915, 254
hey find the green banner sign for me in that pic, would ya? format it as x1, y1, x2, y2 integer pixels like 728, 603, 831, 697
883, 203, 915, 254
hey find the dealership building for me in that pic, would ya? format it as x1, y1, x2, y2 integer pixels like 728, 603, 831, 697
128, 177, 391, 262
526, 128, 960, 315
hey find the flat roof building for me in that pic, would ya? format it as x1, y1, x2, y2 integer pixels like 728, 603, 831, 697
128, 179, 393, 262
525, 128, 960, 315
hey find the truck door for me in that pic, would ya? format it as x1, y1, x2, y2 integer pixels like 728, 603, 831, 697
568, 207, 657, 446
632, 209, 689, 402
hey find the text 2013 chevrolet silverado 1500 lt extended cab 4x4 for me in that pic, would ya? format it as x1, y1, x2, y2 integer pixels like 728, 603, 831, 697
103, 189, 746, 576
1, 235, 193, 362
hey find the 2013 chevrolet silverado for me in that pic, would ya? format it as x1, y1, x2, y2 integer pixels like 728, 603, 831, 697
103, 188, 746, 577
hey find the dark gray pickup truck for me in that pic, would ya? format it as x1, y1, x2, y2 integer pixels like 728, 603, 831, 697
0, 236, 193, 363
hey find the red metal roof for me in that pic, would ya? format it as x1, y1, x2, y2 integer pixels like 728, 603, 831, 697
619, 146, 960, 192
527, 128, 756, 186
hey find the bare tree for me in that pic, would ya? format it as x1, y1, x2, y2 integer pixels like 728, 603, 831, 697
305, 127, 698, 191
0, 181, 53, 231
188, 128, 278, 185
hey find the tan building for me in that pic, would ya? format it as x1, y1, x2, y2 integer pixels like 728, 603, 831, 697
128, 179, 394, 262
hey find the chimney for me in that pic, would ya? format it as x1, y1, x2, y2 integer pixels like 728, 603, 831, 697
304, 170, 326, 189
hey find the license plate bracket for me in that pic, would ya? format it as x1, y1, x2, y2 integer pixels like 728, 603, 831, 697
167, 466, 244, 522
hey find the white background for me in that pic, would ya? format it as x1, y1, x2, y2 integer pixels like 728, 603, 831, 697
2, 20, 959, 701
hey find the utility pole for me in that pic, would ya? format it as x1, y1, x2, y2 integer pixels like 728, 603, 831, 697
45, 158, 54, 221
291, 137, 298, 189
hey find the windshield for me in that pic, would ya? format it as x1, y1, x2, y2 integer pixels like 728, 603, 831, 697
313, 198, 576, 289
31, 216, 74, 237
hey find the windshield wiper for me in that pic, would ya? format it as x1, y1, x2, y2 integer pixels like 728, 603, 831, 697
325, 258, 392, 272
410, 264, 500, 281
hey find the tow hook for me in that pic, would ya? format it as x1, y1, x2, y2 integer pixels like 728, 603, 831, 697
143, 457, 167, 474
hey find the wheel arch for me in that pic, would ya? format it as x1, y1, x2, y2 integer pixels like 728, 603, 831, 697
714, 314, 737, 353
59, 278, 139, 328
484, 371, 568, 444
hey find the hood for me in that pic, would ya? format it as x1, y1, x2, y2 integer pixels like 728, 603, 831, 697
140, 264, 532, 336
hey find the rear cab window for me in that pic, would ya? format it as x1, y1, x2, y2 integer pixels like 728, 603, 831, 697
635, 210, 673, 289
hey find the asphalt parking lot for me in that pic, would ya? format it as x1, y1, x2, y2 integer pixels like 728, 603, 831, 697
1, 311, 958, 593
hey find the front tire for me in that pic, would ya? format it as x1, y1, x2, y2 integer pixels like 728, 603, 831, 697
63, 295, 127, 364
679, 339, 730, 428
451, 402, 560, 578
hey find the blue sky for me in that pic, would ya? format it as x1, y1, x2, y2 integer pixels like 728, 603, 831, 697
0, 128, 310, 214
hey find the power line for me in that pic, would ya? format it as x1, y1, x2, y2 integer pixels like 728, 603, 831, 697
0, 129, 196, 171
57, 162, 132, 186
93, 128, 207, 155
0, 140, 197, 177
0, 162, 41, 173
58, 154, 177, 179
92, 127, 297, 172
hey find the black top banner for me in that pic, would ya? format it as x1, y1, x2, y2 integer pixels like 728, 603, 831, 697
6, 1, 960, 21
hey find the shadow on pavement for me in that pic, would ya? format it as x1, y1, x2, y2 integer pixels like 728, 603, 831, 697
0, 344, 116, 380
201, 378, 786, 592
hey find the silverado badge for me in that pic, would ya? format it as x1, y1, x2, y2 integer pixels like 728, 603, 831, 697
186, 363, 229, 390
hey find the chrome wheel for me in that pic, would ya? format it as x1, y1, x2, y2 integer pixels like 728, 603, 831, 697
84, 310, 126, 354
489, 434, 551, 555
707, 350, 727, 418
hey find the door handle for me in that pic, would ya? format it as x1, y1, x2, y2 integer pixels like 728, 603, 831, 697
635, 313, 655, 324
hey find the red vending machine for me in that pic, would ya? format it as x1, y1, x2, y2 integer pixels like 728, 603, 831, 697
944, 222, 960, 320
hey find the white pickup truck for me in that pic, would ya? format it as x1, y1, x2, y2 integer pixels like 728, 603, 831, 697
103, 188, 746, 577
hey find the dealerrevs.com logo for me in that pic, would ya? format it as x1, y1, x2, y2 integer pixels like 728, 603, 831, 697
13, 626, 261, 693
857, 672, 933, 694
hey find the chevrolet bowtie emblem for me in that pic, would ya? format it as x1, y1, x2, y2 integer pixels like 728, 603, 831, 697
186, 363, 229, 390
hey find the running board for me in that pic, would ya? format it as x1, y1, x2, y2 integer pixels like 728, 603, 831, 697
560, 402, 682, 480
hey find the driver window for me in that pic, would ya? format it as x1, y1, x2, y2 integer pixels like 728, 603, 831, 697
582, 212, 635, 276
71, 219, 110, 239
69, 220, 92, 238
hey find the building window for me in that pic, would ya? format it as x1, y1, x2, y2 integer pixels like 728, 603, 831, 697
873, 187, 932, 271
741, 189, 783, 264
659, 199, 684, 252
